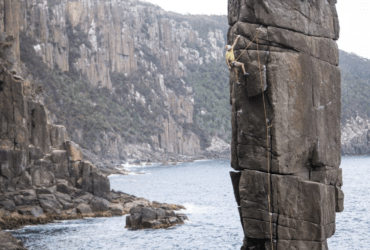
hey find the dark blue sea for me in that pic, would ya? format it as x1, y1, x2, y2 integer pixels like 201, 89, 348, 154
10, 157, 369, 249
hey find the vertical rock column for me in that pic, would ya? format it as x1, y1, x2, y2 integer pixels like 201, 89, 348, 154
228, 1, 343, 249
3, 0, 20, 62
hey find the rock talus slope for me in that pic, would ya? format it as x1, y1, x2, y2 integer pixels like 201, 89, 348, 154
228, 1, 343, 249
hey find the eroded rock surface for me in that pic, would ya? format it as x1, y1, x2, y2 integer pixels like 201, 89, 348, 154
228, 1, 343, 249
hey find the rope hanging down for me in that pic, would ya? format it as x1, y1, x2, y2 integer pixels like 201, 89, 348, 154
236, 26, 274, 249
256, 36, 274, 250
235, 26, 263, 61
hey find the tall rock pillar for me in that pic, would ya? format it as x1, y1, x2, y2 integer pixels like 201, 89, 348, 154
0, 0, 20, 72
3, 0, 20, 62
228, 1, 343, 249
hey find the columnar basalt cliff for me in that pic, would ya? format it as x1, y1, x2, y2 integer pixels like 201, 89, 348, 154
0, 1, 113, 221
228, 1, 343, 249
0, 1, 185, 241
0, 0, 231, 166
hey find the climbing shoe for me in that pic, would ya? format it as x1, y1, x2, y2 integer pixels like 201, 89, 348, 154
244, 73, 250, 76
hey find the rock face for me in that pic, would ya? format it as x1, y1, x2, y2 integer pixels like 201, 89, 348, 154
341, 115, 370, 155
8, 0, 231, 163
0, 54, 110, 195
0, 51, 113, 218
0, 231, 27, 250
228, 1, 343, 249
0, 4, 188, 234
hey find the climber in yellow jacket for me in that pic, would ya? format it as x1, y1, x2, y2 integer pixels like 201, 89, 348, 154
225, 35, 249, 83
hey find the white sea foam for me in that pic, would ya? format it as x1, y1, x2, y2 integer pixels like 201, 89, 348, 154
182, 203, 216, 214
121, 162, 162, 169
193, 159, 212, 162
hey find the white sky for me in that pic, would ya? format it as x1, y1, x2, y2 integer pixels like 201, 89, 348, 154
141, 0, 370, 59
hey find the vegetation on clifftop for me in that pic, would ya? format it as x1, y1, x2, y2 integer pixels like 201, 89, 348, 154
186, 60, 231, 143
20, 34, 163, 148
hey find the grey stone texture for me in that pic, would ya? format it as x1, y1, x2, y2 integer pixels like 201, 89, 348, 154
109, 203, 124, 215
126, 206, 188, 230
0, 17, 112, 220
228, 0, 343, 249
50, 125, 67, 150
38, 194, 63, 215
0, 231, 27, 250
76, 203, 93, 214
65, 141, 83, 162
90, 197, 110, 212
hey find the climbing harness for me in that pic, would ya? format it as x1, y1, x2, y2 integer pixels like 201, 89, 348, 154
235, 26, 274, 249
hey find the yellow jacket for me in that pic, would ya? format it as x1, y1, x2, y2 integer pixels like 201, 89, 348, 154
226, 49, 235, 62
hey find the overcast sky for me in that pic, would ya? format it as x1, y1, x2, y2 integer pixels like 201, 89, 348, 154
142, 0, 370, 59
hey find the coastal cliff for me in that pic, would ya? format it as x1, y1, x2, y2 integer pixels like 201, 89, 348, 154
339, 50, 370, 156
1, 0, 365, 167
1, 0, 231, 166
228, 0, 343, 249
0, 9, 113, 225
0, 1, 185, 241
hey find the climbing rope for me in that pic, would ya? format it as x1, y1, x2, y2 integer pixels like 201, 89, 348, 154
232, 26, 274, 249
256, 35, 274, 250
235, 26, 262, 61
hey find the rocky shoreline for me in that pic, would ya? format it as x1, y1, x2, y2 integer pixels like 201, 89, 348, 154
0, 231, 27, 250
0, 189, 185, 231
0, 196, 185, 250
0, 58, 187, 249
83, 143, 231, 175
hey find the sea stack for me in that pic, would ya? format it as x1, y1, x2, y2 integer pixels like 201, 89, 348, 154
228, 1, 343, 249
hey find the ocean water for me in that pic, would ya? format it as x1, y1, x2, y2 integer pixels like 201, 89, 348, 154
327, 156, 370, 250
11, 157, 370, 249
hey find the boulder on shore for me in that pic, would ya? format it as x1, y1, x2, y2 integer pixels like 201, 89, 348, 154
125, 206, 188, 230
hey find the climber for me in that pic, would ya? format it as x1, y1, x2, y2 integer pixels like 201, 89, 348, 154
225, 35, 249, 84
